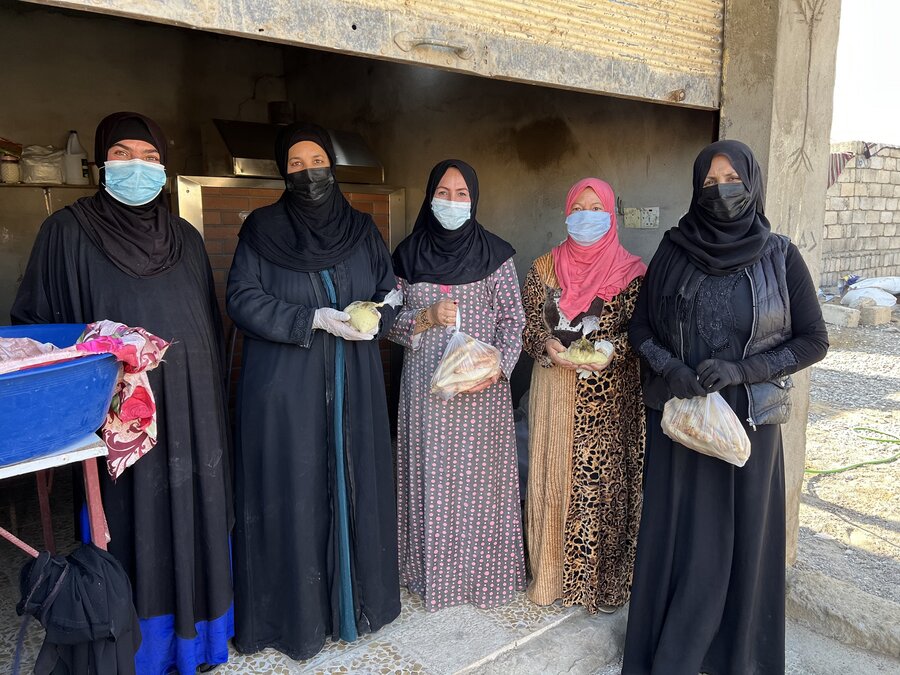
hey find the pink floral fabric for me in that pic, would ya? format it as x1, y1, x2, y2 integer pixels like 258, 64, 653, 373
75, 321, 169, 479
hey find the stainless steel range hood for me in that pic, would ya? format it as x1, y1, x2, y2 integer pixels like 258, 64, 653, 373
202, 119, 384, 184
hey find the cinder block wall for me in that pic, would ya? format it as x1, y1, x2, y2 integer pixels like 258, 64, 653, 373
821, 144, 900, 288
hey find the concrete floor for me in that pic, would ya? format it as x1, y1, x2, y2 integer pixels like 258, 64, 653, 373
0, 476, 585, 674
2, 458, 898, 674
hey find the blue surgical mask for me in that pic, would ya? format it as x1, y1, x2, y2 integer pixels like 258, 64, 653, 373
565, 210, 612, 245
431, 198, 471, 230
103, 159, 167, 206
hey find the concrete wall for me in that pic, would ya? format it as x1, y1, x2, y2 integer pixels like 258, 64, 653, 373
0, 0, 285, 174
282, 49, 717, 277
822, 144, 900, 288
2, 0, 717, 280
720, 0, 842, 564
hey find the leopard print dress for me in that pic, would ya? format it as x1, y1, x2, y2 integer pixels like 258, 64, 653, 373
522, 253, 645, 611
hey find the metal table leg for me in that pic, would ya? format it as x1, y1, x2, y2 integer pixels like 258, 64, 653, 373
82, 457, 109, 550
35, 469, 56, 555
0, 527, 38, 558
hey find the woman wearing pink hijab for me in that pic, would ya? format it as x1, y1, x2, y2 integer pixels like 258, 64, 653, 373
521, 177, 647, 613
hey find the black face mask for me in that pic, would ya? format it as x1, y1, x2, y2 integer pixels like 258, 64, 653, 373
697, 182, 751, 221
285, 167, 335, 204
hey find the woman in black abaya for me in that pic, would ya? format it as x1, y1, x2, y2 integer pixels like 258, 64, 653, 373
623, 140, 828, 675
227, 122, 400, 661
12, 112, 234, 675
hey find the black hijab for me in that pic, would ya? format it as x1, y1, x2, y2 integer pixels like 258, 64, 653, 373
68, 111, 184, 279
392, 159, 515, 285
238, 122, 371, 272
668, 139, 771, 276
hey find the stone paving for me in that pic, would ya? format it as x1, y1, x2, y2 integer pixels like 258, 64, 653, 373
0, 483, 583, 674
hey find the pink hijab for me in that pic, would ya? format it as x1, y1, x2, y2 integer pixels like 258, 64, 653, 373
552, 178, 647, 321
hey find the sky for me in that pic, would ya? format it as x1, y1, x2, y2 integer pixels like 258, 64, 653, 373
830, 0, 900, 145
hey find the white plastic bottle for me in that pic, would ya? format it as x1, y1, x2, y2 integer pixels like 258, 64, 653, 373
64, 130, 89, 185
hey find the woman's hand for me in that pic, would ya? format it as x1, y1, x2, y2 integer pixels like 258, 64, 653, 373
696, 358, 744, 392
578, 357, 614, 377
428, 298, 458, 327
545, 338, 578, 369
662, 360, 706, 398
461, 372, 501, 394
312, 308, 374, 341
583, 345, 615, 374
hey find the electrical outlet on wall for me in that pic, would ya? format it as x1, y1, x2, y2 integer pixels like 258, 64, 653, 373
623, 207, 659, 229
623, 208, 640, 229
640, 207, 659, 229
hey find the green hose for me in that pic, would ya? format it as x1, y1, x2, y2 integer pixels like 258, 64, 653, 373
804, 427, 900, 475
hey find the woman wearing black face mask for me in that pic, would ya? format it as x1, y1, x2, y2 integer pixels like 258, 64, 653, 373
226, 123, 401, 660
622, 140, 828, 675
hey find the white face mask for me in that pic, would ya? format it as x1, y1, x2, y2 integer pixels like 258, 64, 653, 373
431, 198, 471, 230
565, 210, 612, 245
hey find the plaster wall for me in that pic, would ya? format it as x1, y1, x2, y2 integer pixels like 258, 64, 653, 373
0, 0, 285, 174
282, 49, 718, 276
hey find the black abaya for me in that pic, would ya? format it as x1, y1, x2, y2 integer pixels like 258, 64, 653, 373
227, 223, 401, 660
623, 243, 828, 675
11, 210, 234, 675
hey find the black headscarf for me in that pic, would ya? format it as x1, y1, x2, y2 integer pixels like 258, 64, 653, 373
67, 111, 184, 279
668, 139, 771, 276
392, 159, 515, 285
238, 122, 372, 272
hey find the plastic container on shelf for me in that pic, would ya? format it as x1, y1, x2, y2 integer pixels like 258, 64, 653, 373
20, 145, 64, 184
0, 324, 118, 465
1, 154, 21, 183
64, 130, 89, 185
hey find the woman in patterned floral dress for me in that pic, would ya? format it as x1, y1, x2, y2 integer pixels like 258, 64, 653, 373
389, 159, 526, 611
522, 177, 646, 613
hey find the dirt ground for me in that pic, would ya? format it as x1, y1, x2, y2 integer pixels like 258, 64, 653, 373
796, 312, 900, 604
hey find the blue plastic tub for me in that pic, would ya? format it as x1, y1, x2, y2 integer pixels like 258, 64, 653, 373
0, 324, 119, 466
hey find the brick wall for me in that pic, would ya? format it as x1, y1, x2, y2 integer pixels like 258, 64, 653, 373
199, 186, 394, 407
821, 144, 900, 288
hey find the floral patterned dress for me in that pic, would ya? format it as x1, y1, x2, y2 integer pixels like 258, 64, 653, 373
389, 258, 526, 611
522, 252, 645, 611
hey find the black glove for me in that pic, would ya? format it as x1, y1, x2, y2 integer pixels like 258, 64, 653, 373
696, 359, 745, 392
662, 360, 707, 399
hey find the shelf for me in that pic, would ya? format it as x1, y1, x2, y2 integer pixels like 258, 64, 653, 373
0, 435, 107, 480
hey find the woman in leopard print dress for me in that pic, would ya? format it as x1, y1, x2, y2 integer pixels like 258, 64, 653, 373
522, 177, 646, 613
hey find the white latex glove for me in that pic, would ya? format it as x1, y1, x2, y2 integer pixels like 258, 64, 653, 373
312, 308, 374, 341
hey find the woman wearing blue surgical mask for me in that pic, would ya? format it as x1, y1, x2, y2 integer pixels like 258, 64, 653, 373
12, 112, 234, 675
521, 177, 647, 614
389, 160, 525, 610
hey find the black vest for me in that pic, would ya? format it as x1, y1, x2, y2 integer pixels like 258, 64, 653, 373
646, 234, 794, 426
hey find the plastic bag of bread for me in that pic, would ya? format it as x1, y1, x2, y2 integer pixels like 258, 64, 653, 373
661, 391, 751, 467
430, 329, 501, 401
